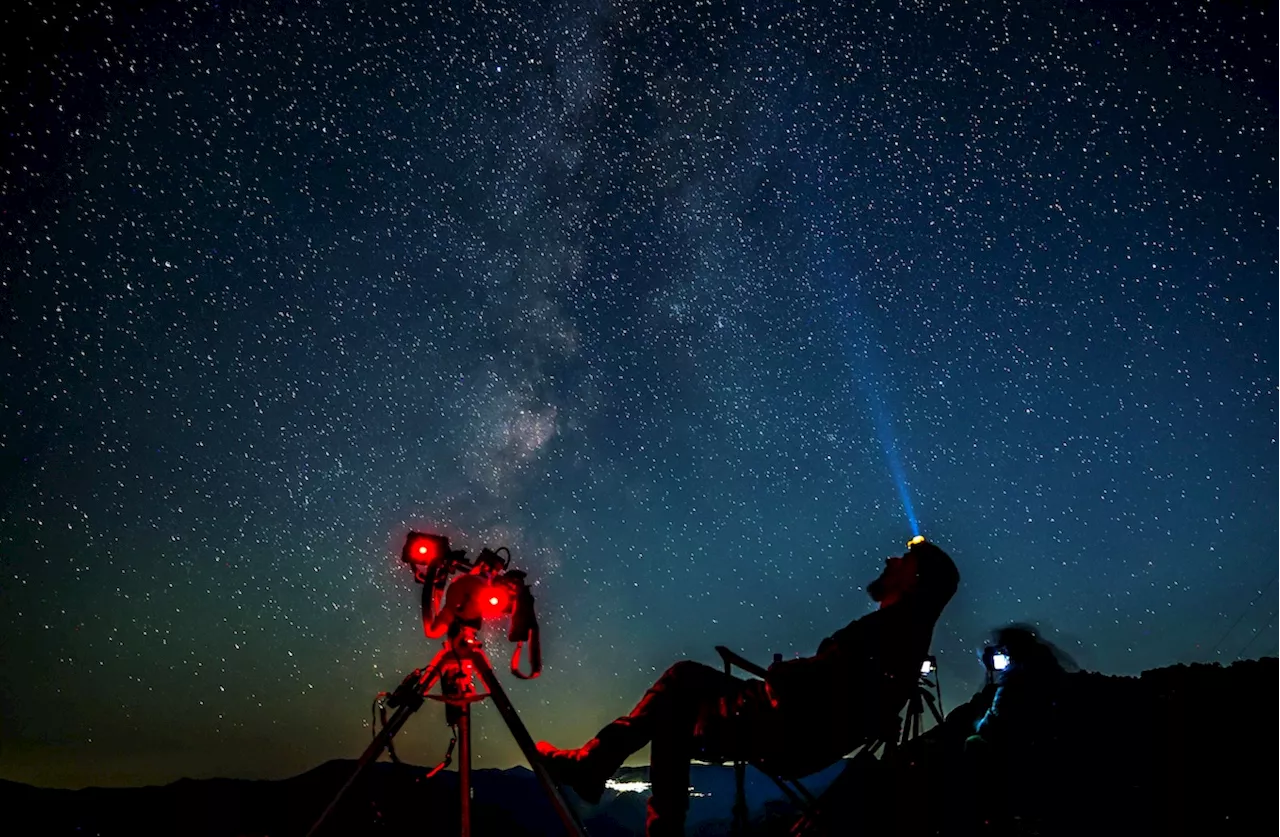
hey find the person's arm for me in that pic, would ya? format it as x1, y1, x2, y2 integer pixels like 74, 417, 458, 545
947, 683, 998, 730
763, 613, 871, 706
763, 653, 825, 707
972, 685, 1003, 737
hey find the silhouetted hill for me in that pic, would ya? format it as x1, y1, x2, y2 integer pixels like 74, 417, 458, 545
0, 760, 585, 837
0, 758, 795, 837
1, 658, 1274, 836
775, 656, 1279, 837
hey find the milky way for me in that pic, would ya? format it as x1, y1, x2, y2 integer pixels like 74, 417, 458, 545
1, 0, 1274, 788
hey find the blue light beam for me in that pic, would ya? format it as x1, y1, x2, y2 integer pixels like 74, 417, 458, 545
827, 274, 921, 537
868, 390, 920, 537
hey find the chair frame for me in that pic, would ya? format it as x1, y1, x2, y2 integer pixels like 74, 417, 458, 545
715, 645, 944, 835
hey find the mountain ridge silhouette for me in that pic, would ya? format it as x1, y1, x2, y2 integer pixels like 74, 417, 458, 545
2, 657, 1274, 836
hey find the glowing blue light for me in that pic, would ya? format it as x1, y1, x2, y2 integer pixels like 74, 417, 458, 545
992, 653, 1011, 671
827, 273, 921, 537
872, 403, 920, 536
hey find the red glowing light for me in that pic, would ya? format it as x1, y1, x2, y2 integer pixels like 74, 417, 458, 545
405, 534, 445, 563
478, 585, 510, 619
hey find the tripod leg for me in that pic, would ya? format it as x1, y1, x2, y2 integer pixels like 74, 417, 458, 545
902, 692, 925, 746
306, 655, 448, 837
468, 650, 590, 837
922, 692, 945, 726
459, 702, 472, 837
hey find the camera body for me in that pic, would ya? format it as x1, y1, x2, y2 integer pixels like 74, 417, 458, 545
400, 531, 542, 676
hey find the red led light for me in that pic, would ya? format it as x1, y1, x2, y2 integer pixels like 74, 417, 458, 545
478, 585, 509, 619
407, 535, 443, 563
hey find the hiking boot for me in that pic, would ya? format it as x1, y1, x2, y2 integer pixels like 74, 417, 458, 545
536, 739, 614, 804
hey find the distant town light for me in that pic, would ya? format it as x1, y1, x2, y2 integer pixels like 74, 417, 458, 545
605, 779, 651, 794
604, 778, 709, 798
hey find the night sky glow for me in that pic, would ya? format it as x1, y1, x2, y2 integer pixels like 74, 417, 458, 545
2, 0, 1275, 789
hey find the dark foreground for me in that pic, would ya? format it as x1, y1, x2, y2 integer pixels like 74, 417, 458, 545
2, 658, 1274, 836
777, 656, 1278, 837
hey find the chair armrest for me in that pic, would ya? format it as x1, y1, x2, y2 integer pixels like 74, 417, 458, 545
715, 645, 770, 679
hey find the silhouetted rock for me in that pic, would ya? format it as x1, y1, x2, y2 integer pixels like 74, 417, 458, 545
778, 657, 1278, 837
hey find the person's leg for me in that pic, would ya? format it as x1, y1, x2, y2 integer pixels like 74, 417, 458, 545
642, 660, 744, 835
538, 660, 734, 812
645, 722, 695, 837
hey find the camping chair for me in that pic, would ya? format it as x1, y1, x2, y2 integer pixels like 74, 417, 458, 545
715, 646, 945, 836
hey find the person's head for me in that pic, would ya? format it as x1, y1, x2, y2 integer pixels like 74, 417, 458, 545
867, 550, 917, 607
867, 538, 959, 609
989, 623, 1078, 679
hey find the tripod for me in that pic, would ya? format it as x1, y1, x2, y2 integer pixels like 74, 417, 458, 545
898, 656, 945, 747
306, 621, 589, 837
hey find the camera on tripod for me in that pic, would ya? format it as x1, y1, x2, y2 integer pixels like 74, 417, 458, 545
308, 531, 585, 837
400, 531, 541, 673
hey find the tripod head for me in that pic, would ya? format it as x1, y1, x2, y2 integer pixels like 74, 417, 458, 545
402, 531, 542, 679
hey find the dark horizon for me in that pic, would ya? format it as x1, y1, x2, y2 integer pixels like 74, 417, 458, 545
4, 655, 1277, 837
2, 0, 1275, 790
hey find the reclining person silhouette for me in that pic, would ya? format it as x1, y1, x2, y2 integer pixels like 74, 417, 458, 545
789, 625, 1080, 837
536, 537, 960, 836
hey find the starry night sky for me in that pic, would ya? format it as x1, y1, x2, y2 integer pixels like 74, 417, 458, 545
1, 0, 1275, 789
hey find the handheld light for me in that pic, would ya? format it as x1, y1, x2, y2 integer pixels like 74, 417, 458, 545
980, 645, 1012, 684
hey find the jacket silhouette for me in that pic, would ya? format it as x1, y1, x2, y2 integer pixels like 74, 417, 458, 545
537, 538, 960, 836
